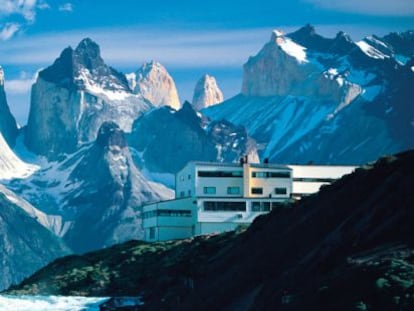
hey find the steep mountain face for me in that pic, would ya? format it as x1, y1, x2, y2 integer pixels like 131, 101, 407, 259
192, 74, 223, 111
0, 185, 69, 291
0, 67, 18, 147
7, 122, 173, 253
63, 121, 172, 252
128, 102, 258, 176
205, 26, 414, 164
25, 38, 152, 159
379, 30, 414, 57
9, 150, 414, 311
0, 132, 38, 180
128, 61, 180, 110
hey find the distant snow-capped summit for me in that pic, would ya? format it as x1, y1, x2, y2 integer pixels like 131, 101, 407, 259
192, 74, 223, 111
205, 25, 414, 165
129, 61, 181, 110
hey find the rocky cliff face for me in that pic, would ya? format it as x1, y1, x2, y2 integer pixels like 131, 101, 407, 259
205, 26, 414, 165
0, 185, 69, 290
63, 121, 172, 252
128, 102, 258, 175
192, 74, 223, 111
129, 61, 180, 110
25, 38, 152, 159
0, 67, 18, 147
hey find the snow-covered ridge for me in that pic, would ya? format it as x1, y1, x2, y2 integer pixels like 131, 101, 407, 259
272, 29, 308, 63
0, 132, 39, 180
356, 40, 389, 60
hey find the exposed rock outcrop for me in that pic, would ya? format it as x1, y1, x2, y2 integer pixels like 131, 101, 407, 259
192, 74, 223, 111
0, 66, 18, 147
130, 61, 180, 110
25, 38, 151, 159
128, 102, 259, 175
0, 185, 69, 290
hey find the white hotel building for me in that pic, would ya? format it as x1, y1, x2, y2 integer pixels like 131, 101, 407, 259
142, 160, 356, 242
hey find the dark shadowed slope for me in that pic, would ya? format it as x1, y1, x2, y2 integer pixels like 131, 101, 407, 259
7, 150, 414, 310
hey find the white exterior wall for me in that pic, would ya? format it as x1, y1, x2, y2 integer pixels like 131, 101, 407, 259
175, 163, 196, 198
143, 198, 195, 241
288, 165, 357, 197
247, 167, 292, 198
195, 198, 284, 235
195, 164, 244, 197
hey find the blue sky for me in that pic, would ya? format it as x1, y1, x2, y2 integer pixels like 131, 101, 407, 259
1, 0, 414, 124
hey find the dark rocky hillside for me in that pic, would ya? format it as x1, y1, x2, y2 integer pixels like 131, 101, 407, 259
6, 150, 414, 310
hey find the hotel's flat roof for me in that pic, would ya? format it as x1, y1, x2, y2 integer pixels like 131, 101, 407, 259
190, 161, 291, 170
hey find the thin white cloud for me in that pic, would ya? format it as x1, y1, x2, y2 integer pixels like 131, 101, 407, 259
0, 27, 272, 68
58, 3, 73, 12
0, 0, 39, 22
0, 23, 20, 41
305, 0, 414, 16
37, 1, 50, 10
4, 70, 38, 94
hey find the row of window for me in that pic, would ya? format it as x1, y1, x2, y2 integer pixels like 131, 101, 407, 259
197, 170, 291, 179
251, 171, 291, 178
203, 201, 286, 212
198, 170, 243, 178
293, 177, 336, 183
203, 186, 240, 195
203, 186, 288, 195
252, 187, 287, 195
143, 209, 192, 219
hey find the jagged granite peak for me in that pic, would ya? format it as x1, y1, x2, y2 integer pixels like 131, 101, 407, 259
380, 30, 414, 57
131, 60, 180, 110
25, 38, 151, 159
0, 185, 70, 290
0, 66, 19, 147
62, 121, 170, 253
242, 28, 360, 101
207, 26, 414, 165
192, 74, 224, 111
128, 102, 259, 175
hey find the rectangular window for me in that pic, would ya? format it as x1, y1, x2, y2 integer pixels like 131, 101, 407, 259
188, 190, 192, 197
227, 186, 240, 195
274, 187, 287, 195
251, 201, 271, 212
179, 175, 184, 181
180, 191, 185, 198
251, 187, 263, 195
204, 201, 246, 212
198, 171, 243, 178
149, 227, 155, 239
203, 186, 216, 194
252, 171, 291, 178
188, 174, 191, 180
293, 177, 335, 182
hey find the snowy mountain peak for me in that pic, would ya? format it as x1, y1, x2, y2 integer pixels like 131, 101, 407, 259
271, 29, 285, 40
192, 74, 224, 111
132, 61, 180, 110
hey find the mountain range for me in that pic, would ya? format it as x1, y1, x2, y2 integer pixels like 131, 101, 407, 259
205, 26, 414, 164
0, 25, 413, 291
